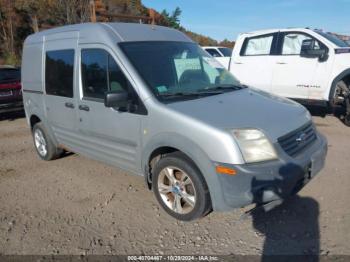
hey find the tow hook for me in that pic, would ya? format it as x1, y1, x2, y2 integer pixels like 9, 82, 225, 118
239, 199, 284, 220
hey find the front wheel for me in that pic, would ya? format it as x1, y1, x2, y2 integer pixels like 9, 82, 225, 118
152, 152, 211, 221
330, 80, 350, 126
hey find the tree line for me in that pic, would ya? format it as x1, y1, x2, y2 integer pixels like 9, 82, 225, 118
0, 0, 234, 66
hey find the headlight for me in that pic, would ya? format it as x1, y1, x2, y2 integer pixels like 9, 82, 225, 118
305, 109, 312, 121
232, 129, 277, 163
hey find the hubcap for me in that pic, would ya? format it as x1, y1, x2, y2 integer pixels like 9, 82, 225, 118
157, 166, 196, 214
34, 129, 47, 157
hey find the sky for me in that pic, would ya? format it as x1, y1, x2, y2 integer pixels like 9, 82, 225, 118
142, 0, 350, 41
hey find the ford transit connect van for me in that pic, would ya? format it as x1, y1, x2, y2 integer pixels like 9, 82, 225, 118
22, 23, 327, 221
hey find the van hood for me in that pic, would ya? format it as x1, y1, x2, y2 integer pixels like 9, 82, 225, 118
166, 88, 311, 142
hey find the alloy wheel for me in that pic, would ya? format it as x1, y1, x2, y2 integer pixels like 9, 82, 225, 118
34, 129, 47, 157
157, 166, 196, 214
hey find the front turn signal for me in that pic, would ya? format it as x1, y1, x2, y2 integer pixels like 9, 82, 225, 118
216, 165, 237, 176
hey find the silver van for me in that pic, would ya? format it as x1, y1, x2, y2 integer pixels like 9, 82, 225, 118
22, 23, 327, 221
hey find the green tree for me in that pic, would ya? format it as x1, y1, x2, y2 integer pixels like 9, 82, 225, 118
218, 38, 235, 48
161, 6, 182, 29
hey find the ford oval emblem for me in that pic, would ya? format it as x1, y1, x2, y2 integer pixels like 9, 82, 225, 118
296, 132, 307, 144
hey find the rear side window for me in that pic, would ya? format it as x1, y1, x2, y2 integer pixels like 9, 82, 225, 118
45, 50, 74, 98
205, 48, 222, 57
81, 49, 131, 100
242, 35, 274, 56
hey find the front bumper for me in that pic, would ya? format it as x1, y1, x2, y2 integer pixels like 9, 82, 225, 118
215, 132, 327, 211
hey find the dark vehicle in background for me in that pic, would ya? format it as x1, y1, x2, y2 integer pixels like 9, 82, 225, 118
0, 66, 22, 114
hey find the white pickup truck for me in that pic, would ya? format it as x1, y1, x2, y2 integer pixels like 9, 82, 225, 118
223, 28, 350, 126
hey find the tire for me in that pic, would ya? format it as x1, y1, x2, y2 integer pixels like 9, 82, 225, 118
344, 115, 350, 127
152, 152, 211, 221
330, 80, 347, 114
330, 80, 350, 126
32, 122, 63, 161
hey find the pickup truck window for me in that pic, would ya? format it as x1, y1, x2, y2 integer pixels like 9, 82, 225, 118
81, 49, 131, 100
280, 32, 324, 55
243, 35, 273, 56
120, 41, 242, 102
45, 49, 74, 98
282, 33, 321, 55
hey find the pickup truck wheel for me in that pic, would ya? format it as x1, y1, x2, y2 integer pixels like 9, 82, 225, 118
152, 152, 211, 221
331, 80, 350, 126
330, 80, 348, 114
32, 123, 62, 161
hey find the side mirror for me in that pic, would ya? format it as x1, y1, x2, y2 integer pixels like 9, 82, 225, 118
301, 39, 328, 61
104, 90, 129, 109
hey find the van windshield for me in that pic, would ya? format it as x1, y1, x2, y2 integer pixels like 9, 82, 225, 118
119, 41, 243, 102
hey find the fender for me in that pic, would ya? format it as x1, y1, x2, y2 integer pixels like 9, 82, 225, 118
328, 68, 350, 101
24, 93, 60, 147
142, 132, 228, 211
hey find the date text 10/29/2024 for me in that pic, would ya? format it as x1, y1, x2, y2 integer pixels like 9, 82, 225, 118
127, 255, 219, 261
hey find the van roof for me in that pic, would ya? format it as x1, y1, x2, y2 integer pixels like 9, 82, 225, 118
25, 22, 193, 45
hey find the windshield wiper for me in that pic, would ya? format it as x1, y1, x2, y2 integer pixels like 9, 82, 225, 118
199, 84, 245, 93
158, 92, 201, 99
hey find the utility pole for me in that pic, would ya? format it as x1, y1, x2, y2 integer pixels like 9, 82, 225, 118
149, 9, 156, 25
90, 0, 96, 22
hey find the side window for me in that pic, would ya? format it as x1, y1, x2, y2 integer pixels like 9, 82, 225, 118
205, 48, 222, 57
45, 50, 74, 98
81, 49, 108, 99
108, 55, 129, 92
81, 49, 131, 100
281, 33, 320, 55
242, 35, 274, 56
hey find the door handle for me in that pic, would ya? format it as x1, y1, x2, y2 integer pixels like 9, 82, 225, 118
234, 62, 243, 64
79, 105, 90, 112
276, 62, 287, 65
65, 102, 75, 109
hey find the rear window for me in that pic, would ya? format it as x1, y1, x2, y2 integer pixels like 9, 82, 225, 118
45, 50, 74, 98
0, 68, 20, 82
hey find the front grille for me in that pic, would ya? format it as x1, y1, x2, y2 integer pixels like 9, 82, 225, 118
278, 122, 317, 157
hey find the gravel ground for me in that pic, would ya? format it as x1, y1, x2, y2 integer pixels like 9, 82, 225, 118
0, 112, 349, 256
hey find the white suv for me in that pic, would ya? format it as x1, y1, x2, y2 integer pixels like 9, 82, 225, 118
229, 28, 350, 126
202, 46, 232, 68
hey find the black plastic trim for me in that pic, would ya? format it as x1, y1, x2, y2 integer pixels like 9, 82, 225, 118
290, 98, 328, 107
22, 89, 44, 94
